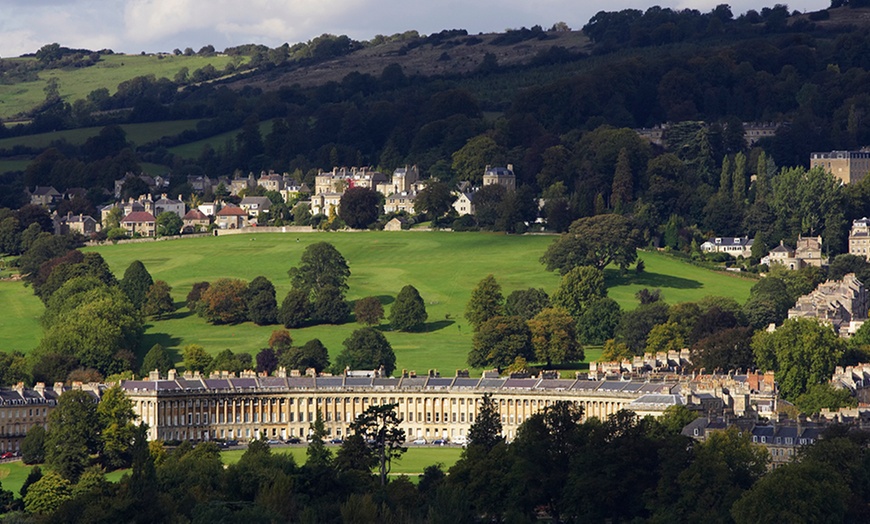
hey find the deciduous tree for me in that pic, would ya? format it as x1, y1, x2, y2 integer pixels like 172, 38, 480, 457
246, 276, 277, 325
465, 274, 504, 331
196, 278, 249, 324
155, 211, 182, 237
142, 280, 174, 319
390, 285, 428, 331
354, 296, 385, 326
349, 403, 407, 485
542, 214, 641, 273
21, 425, 46, 465
339, 187, 381, 229
335, 328, 396, 375
576, 297, 622, 345
468, 315, 533, 369
278, 288, 311, 328
528, 307, 583, 366
504, 288, 550, 320
183, 344, 212, 373
97, 385, 137, 470
289, 242, 351, 294
752, 318, 846, 400
46, 390, 99, 482
120, 260, 153, 309
140, 343, 173, 376
551, 265, 606, 318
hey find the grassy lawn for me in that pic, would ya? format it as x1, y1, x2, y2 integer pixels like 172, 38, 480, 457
0, 278, 44, 352
221, 445, 462, 474
0, 460, 33, 496
0, 232, 754, 372
0, 54, 245, 121
605, 251, 755, 309
169, 119, 277, 159
0, 120, 201, 151
0, 159, 31, 173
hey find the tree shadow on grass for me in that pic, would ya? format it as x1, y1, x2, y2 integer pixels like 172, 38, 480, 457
604, 269, 702, 290
424, 320, 455, 332
373, 320, 455, 333
139, 331, 182, 360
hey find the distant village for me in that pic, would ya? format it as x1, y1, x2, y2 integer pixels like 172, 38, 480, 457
30, 163, 516, 238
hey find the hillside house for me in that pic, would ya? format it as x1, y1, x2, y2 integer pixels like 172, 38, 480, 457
482, 164, 516, 191
788, 273, 869, 336
56, 213, 100, 236
811, 150, 870, 185
763, 236, 826, 269
28, 186, 62, 208
215, 205, 248, 229
384, 217, 408, 231
120, 211, 157, 237
153, 194, 185, 218
700, 236, 754, 258
452, 192, 475, 216
239, 196, 272, 218
310, 192, 342, 216
198, 202, 218, 217
230, 174, 257, 196
384, 192, 416, 214
376, 165, 421, 196
850, 218, 870, 261
257, 172, 285, 192
182, 209, 210, 233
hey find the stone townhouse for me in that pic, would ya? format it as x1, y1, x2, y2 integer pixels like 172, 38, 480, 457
120, 211, 157, 237
182, 209, 211, 233
122, 369, 689, 444
763, 236, 826, 269
215, 205, 248, 229
153, 194, 186, 218
788, 273, 869, 336
1, 382, 102, 453
483, 165, 516, 191
810, 150, 870, 185
849, 218, 870, 261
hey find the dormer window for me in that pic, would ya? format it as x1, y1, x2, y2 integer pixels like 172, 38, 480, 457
715, 238, 722, 244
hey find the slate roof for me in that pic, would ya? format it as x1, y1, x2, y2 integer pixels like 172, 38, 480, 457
122, 211, 156, 222
216, 205, 247, 216
183, 209, 209, 220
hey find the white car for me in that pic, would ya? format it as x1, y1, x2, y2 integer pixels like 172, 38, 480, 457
411, 437, 427, 445
452, 436, 468, 446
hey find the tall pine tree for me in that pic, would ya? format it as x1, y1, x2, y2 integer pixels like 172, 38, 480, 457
718, 155, 732, 196
611, 148, 633, 214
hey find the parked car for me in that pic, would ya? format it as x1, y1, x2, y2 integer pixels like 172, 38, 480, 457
452, 436, 468, 446
267, 439, 282, 445
432, 439, 448, 446
0, 452, 14, 459
329, 438, 344, 445
286, 436, 302, 444
411, 438, 427, 445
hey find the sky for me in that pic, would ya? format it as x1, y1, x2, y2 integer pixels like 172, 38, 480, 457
0, 0, 829, 58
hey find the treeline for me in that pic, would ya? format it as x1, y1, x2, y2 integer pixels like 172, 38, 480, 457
3, 398, 869, 522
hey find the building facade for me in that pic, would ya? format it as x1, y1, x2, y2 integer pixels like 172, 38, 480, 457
122, 370, 689, 444
788, 273, 869, 336
700, 236, 754, 258
810, 150, 870, 184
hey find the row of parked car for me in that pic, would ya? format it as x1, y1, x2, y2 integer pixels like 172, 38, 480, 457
1, 451, 19, 460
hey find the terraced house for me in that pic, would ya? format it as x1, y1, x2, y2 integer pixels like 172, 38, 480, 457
119, 368, 764, 444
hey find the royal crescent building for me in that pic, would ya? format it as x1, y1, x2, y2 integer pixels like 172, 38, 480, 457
121, 369, 696, 443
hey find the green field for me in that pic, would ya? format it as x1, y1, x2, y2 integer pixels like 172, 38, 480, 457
221, 445, 462, 474
169, 119, 277, 159
0, 159, 31, 173
0, 232, 754, 373
0, 120, 201, 151
0, 54, 244, 121
0, 445, 460, 497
